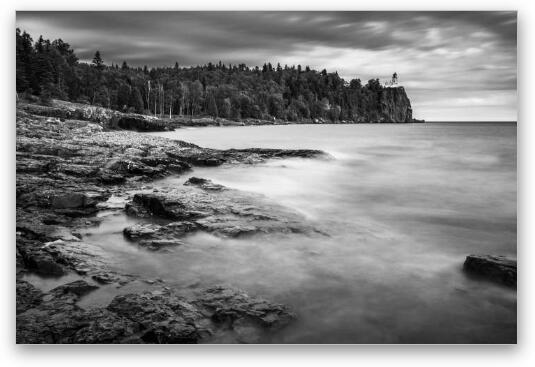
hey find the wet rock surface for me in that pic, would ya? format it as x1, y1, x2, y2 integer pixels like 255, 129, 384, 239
16, 103, 324, 343
16, 280, 294, 344
463, 254, 517, 288
124, 182, 323, 241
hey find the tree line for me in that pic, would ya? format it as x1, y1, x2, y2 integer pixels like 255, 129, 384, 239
16, 28, 389, 122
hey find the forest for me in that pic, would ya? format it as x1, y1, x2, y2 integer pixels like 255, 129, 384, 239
16, 28, 389, 122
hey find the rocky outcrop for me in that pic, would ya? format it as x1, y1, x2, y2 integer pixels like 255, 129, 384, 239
16, 280, 294, 344
19, 100, 174, 132
463, 254, 517, 288
377, 87, 413, 123
124, 181, 323, 244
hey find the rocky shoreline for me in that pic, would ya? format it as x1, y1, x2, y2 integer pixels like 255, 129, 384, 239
19, 99, 424, 133
16, 102, 329, 343
15, 101, 511, 344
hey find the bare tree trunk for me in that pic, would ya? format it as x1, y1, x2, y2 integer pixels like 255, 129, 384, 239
147, 80, 151, 114
161, 87, 164, 119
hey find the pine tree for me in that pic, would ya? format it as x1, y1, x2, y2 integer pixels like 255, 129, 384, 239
16, 28, 33, 93
92, 51, 104, 70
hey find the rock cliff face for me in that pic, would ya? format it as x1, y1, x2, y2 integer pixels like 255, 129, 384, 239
377, 87, 413, 123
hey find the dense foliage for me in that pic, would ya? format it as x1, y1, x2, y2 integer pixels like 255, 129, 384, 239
16, 29, 388, 122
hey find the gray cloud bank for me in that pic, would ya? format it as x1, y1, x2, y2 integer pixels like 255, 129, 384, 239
16, 11, 517, 121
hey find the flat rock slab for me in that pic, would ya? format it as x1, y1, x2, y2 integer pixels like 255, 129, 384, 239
463, 254, 517, 288
124, 179, 323, 245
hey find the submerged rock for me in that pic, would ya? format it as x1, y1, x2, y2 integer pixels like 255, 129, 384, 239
463, 254, 517, 288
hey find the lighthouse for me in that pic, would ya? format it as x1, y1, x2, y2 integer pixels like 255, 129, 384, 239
392, 72, 398, 85
384, 73, 399, 88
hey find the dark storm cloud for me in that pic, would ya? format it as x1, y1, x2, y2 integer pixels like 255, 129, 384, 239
16, 11, 516, 62
16, 11, 517, 121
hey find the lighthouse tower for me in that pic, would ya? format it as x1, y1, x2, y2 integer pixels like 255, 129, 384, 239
384, 73, 399, 88
391, 72, 398, 85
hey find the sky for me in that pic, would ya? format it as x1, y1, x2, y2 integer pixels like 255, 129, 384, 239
16, 11, 517, 121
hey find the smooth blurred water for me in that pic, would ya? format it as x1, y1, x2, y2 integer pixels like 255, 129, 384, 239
88, 123, 516, 343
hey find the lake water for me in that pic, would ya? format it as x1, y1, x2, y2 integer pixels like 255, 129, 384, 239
87, 123, 517, 343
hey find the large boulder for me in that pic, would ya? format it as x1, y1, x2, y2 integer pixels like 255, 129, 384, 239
463, 254, 517, 288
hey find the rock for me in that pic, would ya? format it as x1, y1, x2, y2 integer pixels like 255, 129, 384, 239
377, 87, 413, 122
16, 280, 44, 314
49, 191, 109, 209
138, 239, 187, 251
195, 285, 295, 333
123, 222, 196, 251
115, 114, 170, 132
107, 291, 201, 343
92, 272, 118, 284
223, 147, 328, 161
16, 278, 295, 343
123, 223, 162, 240
184, 177, 226, 191
127, 193, 206, 220
463, 254, 517, 287
50, 280, 99, 297
125, 185, 319, 239
17, 242, 66, 276
16, 280, 141, 344
50, 192, 87, 209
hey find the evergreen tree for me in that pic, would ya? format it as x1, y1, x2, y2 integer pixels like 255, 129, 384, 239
116, 84, 131, 111
92, 51, 104, 70
129, 87, 144, 113
16, 29, 390, 123
207, 93, 218, 118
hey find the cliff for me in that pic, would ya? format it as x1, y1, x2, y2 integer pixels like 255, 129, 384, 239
377, 87, 414, 123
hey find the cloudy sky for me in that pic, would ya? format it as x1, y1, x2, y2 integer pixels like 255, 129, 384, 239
16, 11, 517, 121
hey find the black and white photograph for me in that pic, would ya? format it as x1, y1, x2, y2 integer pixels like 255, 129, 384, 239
13, 9, 517, 345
